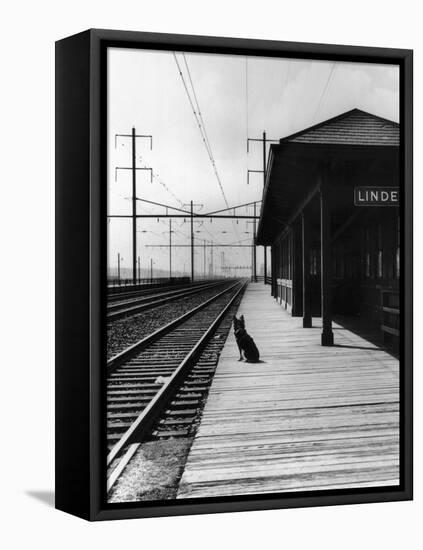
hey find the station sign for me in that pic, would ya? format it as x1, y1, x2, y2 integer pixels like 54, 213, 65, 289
354, 186, 400, 207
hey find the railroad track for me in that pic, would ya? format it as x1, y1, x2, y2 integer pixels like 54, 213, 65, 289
107, 280, 228, 321
107, 280, 220, 303
106, 279, 247, 492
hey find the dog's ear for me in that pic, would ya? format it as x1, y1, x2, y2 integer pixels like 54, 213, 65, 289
240, 315, 244, 321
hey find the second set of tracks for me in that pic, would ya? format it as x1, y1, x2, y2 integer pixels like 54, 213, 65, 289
107, 280, 228, 321
106, 279, 247, 492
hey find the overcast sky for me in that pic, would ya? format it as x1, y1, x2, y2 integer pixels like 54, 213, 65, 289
107, 47, 399, 278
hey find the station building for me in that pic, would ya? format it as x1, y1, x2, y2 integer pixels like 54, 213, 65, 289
256, 109, 400, 348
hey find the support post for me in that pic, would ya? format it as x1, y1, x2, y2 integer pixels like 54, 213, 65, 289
190, 200, 194, 282
302, 210, 312, 328
264, 247, 267, 284
263, 131, 267, 285
169, 219, 172, 279
117, 252, 121, 285
320, 175, 334, 346
203, 240, 206, 279
131, 127, 137, 285
137, 256, 141, 284
211, 243, 213, 278
253, 202, 257, 282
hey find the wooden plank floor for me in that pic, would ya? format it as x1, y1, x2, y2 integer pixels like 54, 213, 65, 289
177, 283, 399, 498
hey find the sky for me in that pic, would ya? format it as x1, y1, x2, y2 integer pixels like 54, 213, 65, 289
107, 47, 399, 279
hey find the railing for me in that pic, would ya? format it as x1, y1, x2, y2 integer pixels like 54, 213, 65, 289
276, 278, 293, 312
381, 289, 399, 350
249, 275, 272, 285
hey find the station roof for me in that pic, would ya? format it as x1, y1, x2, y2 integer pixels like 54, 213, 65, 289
282, 108, 399, 147
256, 109, 399, 245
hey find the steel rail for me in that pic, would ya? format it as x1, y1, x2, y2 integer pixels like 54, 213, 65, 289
108, 280, 221, 309
107, 280, 227, 321
107, 279, 221, 302
107, 280, 241, 373
107, 280, 246, 491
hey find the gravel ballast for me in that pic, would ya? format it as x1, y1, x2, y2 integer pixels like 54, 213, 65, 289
107, 283, 232, 359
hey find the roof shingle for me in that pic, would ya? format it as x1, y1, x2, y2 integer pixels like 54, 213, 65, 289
284, 109, 399, 147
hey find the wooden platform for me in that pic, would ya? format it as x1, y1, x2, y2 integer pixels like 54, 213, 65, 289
177, 283, 399, 498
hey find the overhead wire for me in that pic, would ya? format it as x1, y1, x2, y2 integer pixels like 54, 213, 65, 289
312, 62, 337, 123
173, 53, 214, 166
183, 53, 214, 160
173, 52, 230, 209
174, 51, 241, 243
138, 152, 185, 208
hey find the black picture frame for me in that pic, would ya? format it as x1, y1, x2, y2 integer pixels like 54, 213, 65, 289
55, 28, 413, 521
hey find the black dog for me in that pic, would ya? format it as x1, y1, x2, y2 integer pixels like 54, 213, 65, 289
233, 315, 260, 363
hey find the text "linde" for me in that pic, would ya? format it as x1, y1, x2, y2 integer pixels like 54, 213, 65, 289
354, 187, 399, 206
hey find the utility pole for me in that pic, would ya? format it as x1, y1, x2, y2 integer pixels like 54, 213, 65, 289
263, 131, 267, 283
150, 258, 153, 282
211, 243, 214, 278
114, 128, 152, 285
251, 240, 254, 281
161, 220, 174, 279
253, 202, 257, 282
110, 197, 260, 282
190, 200, 194, 282
137, 255, 141, 283
131, 128, 137, 286
203, 239, 206, 279
246, 204, 258, 282
169, 219, 172, 279
247, 131, 278, 284
117, 253, 121, 285
181, 201, 203, 282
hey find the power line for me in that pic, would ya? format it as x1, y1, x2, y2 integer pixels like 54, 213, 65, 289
173, 52, 230, 210
138, 151, 185, 207
312, 62, 337, 123
173, 53, 214, 163
174, 52, 242, 244
226, 236, 254, 246
152, 172, 185, 207
183, 53, 214, 159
